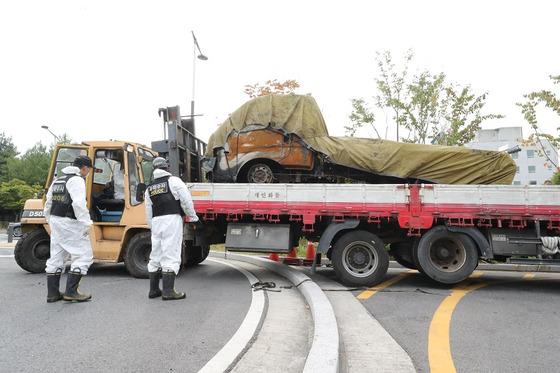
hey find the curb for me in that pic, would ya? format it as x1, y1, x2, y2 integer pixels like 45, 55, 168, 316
210, 251, 339, 373
389, 261, 560, 273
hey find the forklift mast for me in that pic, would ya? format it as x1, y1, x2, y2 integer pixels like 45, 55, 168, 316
151, 106, 207, 182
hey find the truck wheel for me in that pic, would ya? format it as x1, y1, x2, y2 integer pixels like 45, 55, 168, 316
14, 228, 50, 273
390, 241, 418, 270
392, 254, 417, 270
331, 231, 389, 287
246, 163, 275, 183
413, 226, 478, 284
184, 243, 210, 266
124, 231, 151, 278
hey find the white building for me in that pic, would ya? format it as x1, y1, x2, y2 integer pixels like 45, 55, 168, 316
465, 127, 558, 185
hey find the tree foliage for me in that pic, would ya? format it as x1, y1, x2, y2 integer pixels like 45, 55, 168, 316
373, 50, 413, 140
6, 142, 52, 187
348, 50, 503, 145
0, 179, 42, 219
0, 133, 72, 219
517, 75, 560, 170
345, 98, 377, 137
244, 79, 301, 98
0, 133, 19, 183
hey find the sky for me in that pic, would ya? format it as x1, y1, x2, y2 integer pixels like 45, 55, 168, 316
1, 0, 559, 154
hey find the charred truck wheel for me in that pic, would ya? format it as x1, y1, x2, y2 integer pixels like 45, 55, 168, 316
331, 230, 389, 287
246, 163, 275, 183
413, 225, 478, 284
14, 228, 51, 273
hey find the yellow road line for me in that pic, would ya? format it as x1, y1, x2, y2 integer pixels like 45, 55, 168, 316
357, 270, 417, 299
428, 281, 490, 373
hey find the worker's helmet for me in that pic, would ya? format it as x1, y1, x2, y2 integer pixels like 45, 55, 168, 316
152, 157, 169, 170
73, 155, 94, 169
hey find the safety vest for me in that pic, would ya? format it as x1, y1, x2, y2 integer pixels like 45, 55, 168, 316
50, 174, 77, 219
147, 176, 183, 217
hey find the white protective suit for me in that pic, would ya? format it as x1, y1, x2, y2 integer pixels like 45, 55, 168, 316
44, 166, 94, 274
113, 169, 125, 200
144, 169, 199, 274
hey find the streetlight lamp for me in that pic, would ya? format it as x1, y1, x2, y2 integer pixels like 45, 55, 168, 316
41, 125, 60, 143
191, 31, 208, 118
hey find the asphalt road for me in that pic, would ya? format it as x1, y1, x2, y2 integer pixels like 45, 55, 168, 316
351, 266, 560, 373
0, 243, 253, 372
7, 228, 559, 373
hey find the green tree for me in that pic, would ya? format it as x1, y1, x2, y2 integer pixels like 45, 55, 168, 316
345, 98, 377, 137
7, 142, 52, 187
0, 132, 19, 183
517, 75, 560, 170
349, 50, 502, 145
433, 85, 504, 146
0, 179, 42, 220
373, 50, 413, 141
400, 70, 446, 144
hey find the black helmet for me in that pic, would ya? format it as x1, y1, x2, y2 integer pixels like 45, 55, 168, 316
73, 155, 94, 168
153, 157, 169, 170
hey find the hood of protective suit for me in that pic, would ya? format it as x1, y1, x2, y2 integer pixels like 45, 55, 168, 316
61, 166, 81, 176
153, 169, 171, 179
206, 94, 517, 185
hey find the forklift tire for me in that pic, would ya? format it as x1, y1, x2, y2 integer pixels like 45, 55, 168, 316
124, 231, 151, 278
14, 228, 51, 273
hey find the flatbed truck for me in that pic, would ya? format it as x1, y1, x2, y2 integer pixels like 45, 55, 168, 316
189, 182, 560, 286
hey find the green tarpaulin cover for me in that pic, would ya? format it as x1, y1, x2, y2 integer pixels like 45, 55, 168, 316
206, 94, 516, 185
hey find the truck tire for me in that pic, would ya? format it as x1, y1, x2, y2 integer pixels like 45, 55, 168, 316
124, 231, 151, 278
413, 225, 478, 284
390, 240, 418, 270
14, 228, 50, 273
184, 242, 210, 267
331, 230, 389, 287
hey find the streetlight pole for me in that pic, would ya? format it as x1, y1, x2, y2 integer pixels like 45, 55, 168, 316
41, 125, 60, 143
191, 31, 208, 119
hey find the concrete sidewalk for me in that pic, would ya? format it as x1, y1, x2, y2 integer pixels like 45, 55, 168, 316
212, 251, 415, 372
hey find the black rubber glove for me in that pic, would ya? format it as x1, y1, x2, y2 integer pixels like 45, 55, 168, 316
191, 220, 204, 230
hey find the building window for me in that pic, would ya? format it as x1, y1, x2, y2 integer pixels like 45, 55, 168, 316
516, 166, 519, 173
529, 180, 537, 185
528, 165, 536, 173
511, 152, 519, 159
527, 150, 535, 158
513, 181, 521, 185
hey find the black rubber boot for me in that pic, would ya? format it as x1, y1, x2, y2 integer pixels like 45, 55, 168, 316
162, 271, 185, 300
63, 270, 92, 302
148, 270, 162, 299
47, 270, 63, 303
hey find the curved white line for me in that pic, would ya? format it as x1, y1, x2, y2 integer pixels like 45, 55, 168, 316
198, 258, 265, 372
